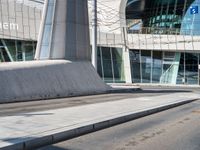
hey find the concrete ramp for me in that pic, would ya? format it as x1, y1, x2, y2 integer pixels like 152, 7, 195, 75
0, 60, 109, 103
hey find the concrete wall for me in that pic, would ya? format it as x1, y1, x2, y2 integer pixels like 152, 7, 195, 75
0, 60, 109, 103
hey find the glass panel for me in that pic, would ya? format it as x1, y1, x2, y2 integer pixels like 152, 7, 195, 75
199, 54, 200, 85
0, 40, 36, 62
152, 51, 162, 83
101, 47, 113, 83
24, 42, 34, 61
126, 0, 195, 35
176, 53, 185, 84
181, 0, 200, 35
0, 47, 10, 62
161, 52, 180, 84
185, 53, 198, 84
16, 41, 23, 61
112, 47, 125, 83
129, 50, 141, 83
40, 0, 55, 58
3, 40, 17, 61
97, 47, 103, 78
141, 50, 151, 83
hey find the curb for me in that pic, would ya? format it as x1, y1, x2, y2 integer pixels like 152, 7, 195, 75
108, 88, 142, 93
1, 98, 197, 150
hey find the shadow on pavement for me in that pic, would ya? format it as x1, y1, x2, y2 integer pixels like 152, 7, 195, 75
37, 145, 78, 150
1, 137, 75, 150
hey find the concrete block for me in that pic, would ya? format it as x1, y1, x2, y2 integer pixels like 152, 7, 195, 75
0, 60, 109, 103
24, 136, 53, 150
109, 116, 126, 126
75, 125, 94, 136
93, 121, 110, 131
124, 111, 148, 121
52, 129, 76, 143
0, 143, 24, 150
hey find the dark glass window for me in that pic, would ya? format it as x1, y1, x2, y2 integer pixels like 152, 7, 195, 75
97, 47, 103, 78
112, 47, 124, 83
141, 50, 151, 83
101, 47, 113, 83
185, 53, 198, 84
177, 53, 185, 84
152, 51, 162, 83
130, 50, 141, 83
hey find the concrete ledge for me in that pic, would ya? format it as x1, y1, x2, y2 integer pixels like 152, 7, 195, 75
0, 98, 197, 150
1, 143, 23, 150
0, 60, 109, 103
24, 136, 53, 150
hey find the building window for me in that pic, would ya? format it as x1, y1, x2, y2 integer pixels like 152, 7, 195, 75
97, 46, 125, 83
129, 50, 200, 85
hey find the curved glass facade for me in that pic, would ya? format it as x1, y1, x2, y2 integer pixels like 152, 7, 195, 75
127, 0, 200, 85
181, 0, 200, 35
127, 0, 200, 35
144, 0, 193, 30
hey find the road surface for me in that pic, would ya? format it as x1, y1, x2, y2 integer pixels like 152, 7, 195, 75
1, 86, 194, 117
38, 99, 200, 150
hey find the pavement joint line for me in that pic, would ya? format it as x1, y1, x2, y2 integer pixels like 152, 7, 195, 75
0, 98, 198, 150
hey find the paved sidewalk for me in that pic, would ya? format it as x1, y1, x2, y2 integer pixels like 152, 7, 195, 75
0, 92, 199, 150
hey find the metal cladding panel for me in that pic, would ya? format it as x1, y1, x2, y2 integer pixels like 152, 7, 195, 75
36, 0, 91, 61
0, 0, 43, 41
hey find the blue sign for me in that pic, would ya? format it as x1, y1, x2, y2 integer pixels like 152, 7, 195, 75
190, 6, 198, 14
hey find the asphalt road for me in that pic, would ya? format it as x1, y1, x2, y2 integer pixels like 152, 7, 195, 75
38, 99, 200, 150
0, 86, 195, 117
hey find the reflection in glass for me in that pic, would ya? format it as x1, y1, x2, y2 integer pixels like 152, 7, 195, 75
3, 40, 16, 61
23, 41, 35, 61
40, 0, 56, 59
97, 47, 125, 83
101, 47, 113, 82
152, 51, 162, 83
129, 50, 199, 85
177, 53, 185, 84
185, 53, 198, 84
130, 50, 141, 83
141, 50, 151, 83
0, 39, 37, 62
181, 0, 200, 35
97, 47, 103, 78
112, 48, 124, 83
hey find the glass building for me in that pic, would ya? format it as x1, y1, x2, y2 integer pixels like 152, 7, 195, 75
0, 0, 43, 62
0, 0, 126, 83
127, 0, 200, 85
1, 0, 200, 86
